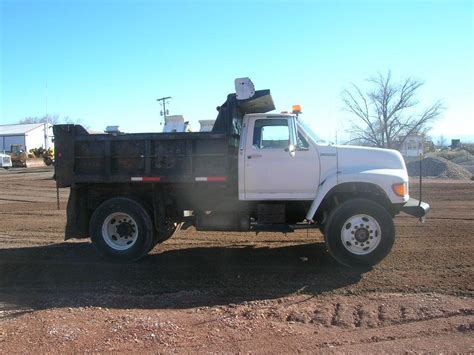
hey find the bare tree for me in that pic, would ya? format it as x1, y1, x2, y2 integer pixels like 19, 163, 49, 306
342, 71, 444, 149
19, 114, 60, 124
62, 116, 82, 125
18, 114, 86, 126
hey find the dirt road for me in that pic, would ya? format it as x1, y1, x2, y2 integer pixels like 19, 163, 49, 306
0, 167, 473, 353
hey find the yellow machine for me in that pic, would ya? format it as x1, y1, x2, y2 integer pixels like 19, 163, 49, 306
43, 148, 54, 166
10, 144, 28, 167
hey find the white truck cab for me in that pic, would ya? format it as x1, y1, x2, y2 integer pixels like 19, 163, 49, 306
239, 113, 409, 207
236, 110, 425, 266
239, 114, 320, 201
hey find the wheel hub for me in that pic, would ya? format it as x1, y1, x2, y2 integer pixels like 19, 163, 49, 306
340, 214, 382, 255
116, 222, 133, 238
101, 212, 139, 251
354, 228, 369, 242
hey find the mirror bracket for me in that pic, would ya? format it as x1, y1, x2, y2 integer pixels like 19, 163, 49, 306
287, 116, 298, 157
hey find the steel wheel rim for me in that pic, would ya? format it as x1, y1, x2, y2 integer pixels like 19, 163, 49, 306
101, 212, 139, 251
340, 214, 381, 255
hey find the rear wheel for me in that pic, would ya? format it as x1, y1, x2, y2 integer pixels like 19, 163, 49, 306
90, 197, 154, 261
324, 198, 394, 267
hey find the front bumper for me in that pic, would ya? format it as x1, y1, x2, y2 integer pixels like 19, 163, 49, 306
401, 198, 430, 218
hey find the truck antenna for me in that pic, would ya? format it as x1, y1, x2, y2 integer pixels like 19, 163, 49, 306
156, 96, 172, 125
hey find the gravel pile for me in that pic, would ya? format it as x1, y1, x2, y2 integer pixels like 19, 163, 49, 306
450, 151, 474, 174
406, 156, 473, 180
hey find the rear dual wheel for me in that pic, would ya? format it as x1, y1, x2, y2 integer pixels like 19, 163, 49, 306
90, 197, 155, 261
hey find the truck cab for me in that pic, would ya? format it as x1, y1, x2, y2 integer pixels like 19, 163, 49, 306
239, 112, 410, 207
239, 114, 319, 200
234, 111, 425, 265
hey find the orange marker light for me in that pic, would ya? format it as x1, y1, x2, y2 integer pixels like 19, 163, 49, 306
292, 105, 302, 114
392, 182, 408, 197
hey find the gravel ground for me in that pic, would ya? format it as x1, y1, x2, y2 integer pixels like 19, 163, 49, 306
0, 167, 473, 353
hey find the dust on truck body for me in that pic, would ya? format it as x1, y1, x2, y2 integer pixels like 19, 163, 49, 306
54, 79, 430, 266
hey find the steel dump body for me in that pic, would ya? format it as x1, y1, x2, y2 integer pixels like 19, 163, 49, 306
54, 89, 275, 188
53, 124, 232, 188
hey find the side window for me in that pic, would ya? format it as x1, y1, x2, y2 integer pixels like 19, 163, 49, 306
253, 119, 289, 149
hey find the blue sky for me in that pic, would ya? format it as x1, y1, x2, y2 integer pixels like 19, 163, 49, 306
1, 0, 473, 142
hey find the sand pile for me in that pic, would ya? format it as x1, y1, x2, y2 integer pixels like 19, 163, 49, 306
406, 156, 472, 180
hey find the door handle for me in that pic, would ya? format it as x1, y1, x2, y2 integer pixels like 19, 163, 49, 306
247, 154, 262, 159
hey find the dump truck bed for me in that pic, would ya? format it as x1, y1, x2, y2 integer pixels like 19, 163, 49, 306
53, 88, 275, 188
53, 124, 232, 188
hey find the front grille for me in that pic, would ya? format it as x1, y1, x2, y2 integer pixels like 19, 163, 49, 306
2, 156, 11, 165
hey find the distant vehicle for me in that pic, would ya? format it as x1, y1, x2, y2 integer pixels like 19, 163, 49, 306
53, 78, 430, 267
9, 144, 28, 167
0, 153, 12, 169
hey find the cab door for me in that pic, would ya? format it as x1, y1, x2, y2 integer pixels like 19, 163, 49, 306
241, 116, 319, 200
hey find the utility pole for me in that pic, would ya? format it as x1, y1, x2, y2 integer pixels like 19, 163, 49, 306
45, 83, 49, 149
45, 83, 48, 119
156, 96, 171, 125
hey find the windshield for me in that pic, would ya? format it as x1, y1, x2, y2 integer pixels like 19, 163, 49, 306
11, 146, 23, 154
297, 119, 327, 145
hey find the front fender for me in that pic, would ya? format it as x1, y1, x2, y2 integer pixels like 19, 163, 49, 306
305, 169, 408, 220
305, 174, 339, 221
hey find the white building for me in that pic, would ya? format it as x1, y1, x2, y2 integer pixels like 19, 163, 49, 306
0, 123, 53, 152
399, 135, 424, 157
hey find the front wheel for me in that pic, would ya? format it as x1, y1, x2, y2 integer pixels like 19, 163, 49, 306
324, 198, 395, 267
90, 197, 154, 261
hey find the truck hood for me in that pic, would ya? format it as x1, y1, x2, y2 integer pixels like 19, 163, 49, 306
336, 145, 407, 173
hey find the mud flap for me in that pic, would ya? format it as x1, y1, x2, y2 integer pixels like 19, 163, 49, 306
65, 186, 90, 239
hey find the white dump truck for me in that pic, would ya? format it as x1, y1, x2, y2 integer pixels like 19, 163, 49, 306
53, 78, 429, 267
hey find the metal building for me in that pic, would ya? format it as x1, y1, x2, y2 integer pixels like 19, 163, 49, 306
0, 123, 53, 152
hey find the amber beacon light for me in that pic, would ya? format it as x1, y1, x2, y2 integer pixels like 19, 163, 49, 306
292, 105, 302, 115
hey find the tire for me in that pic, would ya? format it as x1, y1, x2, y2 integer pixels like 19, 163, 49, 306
324, 198, 395, 267
44, 157, 53, 166
90, 197, 154, 261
